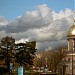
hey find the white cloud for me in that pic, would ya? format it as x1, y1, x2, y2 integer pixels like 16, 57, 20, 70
0, 4, 74, 50
52, 8, 73, 20
0, 16, 8, 25
15, 38, 29, 44
5, 4, 53, 33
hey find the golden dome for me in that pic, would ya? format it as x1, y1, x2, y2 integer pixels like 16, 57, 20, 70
68, 20, 75, 35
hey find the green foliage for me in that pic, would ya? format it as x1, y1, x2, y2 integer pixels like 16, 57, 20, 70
0, 36, 37, 71
0, 36, 15, 61
15, 41, 37, 67
0, 36, 15, 73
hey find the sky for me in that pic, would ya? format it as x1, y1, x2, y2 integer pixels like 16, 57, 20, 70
0, 0, 74, 50
0, 0, 74, 21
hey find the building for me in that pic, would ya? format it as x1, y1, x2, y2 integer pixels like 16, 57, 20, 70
62, 20, 75, 75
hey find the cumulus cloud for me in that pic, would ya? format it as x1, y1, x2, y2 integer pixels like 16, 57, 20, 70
0, 16, 8, 25
36, 40, 67, 50
5, 4, 53, 33
52, 8, 73, 20
0, 4, 74, 50
0, 16, 8, 32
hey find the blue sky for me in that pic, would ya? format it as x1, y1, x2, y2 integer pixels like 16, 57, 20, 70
0, 0, 74, 21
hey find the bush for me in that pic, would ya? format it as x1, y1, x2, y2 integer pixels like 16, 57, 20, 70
0, 67, 8, 74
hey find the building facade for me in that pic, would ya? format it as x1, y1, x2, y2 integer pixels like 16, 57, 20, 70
62, 20, 75, 75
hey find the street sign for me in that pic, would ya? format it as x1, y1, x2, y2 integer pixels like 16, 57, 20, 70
10, 63, 13, 70
18, 66, 23, 75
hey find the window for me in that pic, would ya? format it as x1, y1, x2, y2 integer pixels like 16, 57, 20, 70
68, 58, 70, 61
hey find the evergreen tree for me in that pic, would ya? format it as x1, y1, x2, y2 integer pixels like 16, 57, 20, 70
15, 41, 37, 69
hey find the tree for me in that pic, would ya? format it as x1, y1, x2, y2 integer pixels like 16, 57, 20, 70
33, 48, 67, 72
15, 41, 36, 69
33, 53, 45, 68
33, 50, 54, 70
0, 36, 15, 73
